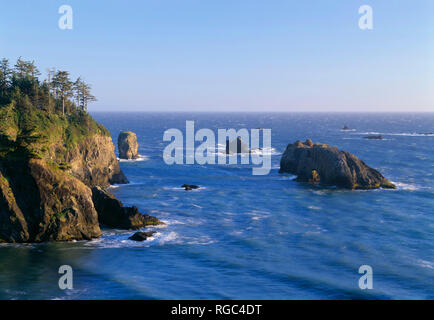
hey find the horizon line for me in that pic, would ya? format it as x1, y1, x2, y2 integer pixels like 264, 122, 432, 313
89, 110, 434, 113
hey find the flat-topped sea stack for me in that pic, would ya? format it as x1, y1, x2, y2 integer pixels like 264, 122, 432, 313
118, 131, 139, 160
279, 139, 396, 190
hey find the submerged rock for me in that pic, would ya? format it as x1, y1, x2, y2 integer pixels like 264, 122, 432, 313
364, 135, 383, 140
279, 139, 396, 190
118, 131, 139, 160
226, 137, 250, 154
92, 187, 161, 229
181, 184, 200, 191
129, 231, 156, 241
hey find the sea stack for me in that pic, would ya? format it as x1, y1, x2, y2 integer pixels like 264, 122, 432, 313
118, 131, 139, 160
279, 139, 396, 190
225, 137, 250, 154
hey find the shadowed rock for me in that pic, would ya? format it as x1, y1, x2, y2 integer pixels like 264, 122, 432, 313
118, 131, 139, 160
181, 184, 200, 191
129, 231, 156, 241
226, 137, 250, 154
364, 135, 383, 140
279, 140, 396, 190
92, 186, 162, 229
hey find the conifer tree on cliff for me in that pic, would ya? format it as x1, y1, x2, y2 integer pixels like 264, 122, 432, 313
73, 77, 96, 111
73, 77, 83, 109
80, 82, 97, 111
0, 59, 11, 93
14, 57, 40, 79
52, 70, 73, 115
12, 58, 41, 106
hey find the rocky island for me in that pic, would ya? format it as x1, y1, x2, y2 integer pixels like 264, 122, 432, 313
226, 137, 250, 154
118, 131, 139, 160
0, 58, 161, 243
279, 139, 396, 190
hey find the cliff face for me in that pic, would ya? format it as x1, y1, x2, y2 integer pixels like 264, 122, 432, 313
68, 135, 128, 187
279, 139, 396, 190
0, 103, 140, 243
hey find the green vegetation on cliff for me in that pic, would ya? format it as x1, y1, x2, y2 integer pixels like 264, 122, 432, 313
0, 58, 108, 166
0, 58, 131, 243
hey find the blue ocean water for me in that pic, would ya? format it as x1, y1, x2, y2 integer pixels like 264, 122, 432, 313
1, 112, 433, 299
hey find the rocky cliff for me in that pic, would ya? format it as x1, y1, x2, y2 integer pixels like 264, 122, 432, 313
0, 102, 158, 243
279, 139, 396, 190
92, 187, 161, 229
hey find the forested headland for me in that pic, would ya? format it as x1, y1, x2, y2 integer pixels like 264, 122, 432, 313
0, 57, 96, 114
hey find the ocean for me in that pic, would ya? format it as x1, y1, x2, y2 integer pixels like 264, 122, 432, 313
1, 112, 433, 299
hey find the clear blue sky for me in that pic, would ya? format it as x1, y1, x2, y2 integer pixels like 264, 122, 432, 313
1, 0, 433, 112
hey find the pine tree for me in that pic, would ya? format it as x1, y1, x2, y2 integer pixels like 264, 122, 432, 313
0, 58, 12, 100
52, 71, 73, 115
73, 77, 97, 111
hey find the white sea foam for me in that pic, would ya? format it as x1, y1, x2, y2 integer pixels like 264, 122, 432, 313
210, 146, 280, 156
308, 206, 322, 210
160, 217, 204, 226
79, 230, 183, 248
353, 132, 434, 137
354, 131, 381, 135
156, 231, 179, 245
279, 174, 297, 180
250, 147, 281, 156
162, 186, 206, 191
392, 182, 420, 191
161, 219, 186, 225
186, 236, 215, 245
417, 259, 434, 270
245, 210, 270, 221
118, 155, 148, 162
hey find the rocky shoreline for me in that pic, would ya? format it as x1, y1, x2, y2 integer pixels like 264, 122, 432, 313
0, 107, 162, 243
